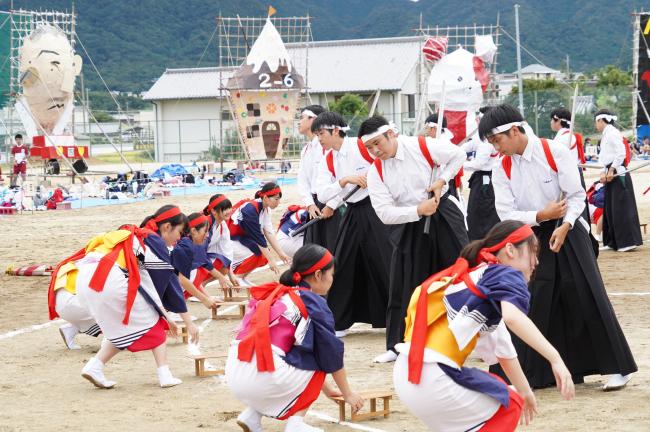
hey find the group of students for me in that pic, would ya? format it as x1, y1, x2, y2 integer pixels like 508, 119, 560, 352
46, 102, 641, 431
226, 102, 637, 431
48, 182, 301, 388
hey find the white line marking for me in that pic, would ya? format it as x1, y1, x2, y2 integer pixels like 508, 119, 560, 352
610, 292, 650, 296
308, 411, 388, 432
0, 319, 63, 341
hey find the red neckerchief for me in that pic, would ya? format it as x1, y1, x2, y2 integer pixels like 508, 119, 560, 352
237, 282, 309, 372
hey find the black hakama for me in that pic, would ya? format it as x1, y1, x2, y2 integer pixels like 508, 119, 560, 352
327, 197, 391, 330
603, 173, 643, 250
491, 220, 637, 388
466, 171, 501, 241
304, 193, 342, 254
385, 195, 469, 351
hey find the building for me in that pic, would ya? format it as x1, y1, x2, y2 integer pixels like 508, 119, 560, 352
496, 64, 566, 96
144, 36, 426, 162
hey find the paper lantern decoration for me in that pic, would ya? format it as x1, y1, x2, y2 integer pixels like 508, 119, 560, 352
226, 19, 305, 160
422, 37, 448, 63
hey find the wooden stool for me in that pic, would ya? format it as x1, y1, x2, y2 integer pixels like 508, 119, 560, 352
0, 207, 17, 215
222, 287, 250, 302
331, 390, 393, 422
177, 324, 189, 344
56, 201, 72, 210
641, 223, 647, 234
189, 354, 226, 377
211, 301, 247, 320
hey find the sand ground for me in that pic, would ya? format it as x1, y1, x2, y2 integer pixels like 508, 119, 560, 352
1, 169, 649, 432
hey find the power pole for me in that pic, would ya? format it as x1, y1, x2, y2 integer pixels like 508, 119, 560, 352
515, 4, 524, 115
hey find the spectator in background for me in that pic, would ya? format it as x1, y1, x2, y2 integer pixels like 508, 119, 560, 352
642, 136, 650, 157
11, 134, 29, 187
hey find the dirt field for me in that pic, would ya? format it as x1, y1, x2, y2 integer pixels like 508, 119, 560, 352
1, 170, 649, 432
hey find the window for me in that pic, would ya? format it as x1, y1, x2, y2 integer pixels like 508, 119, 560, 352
221, 110, 232, 120
246, 125, 260, 138
246, 103, 261, 117
407, 94, 415, 119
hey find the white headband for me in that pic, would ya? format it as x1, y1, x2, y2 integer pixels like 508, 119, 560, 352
320, 124, 350, 132
425, 122, 450, 129
595, 114, 617, 122
360, 122, 399, 144
489, 121, 522, 136
552, 115, 571, 125
301, 109, 317, 118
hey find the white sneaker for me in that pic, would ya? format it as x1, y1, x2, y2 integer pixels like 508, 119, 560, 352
335, 329, 349, 338
285, 416, 323, 432
157, 365, 183, 388
373, 350, 398, 363
236, 407, 264, 432
617, 245, 637, 252
59, 324, 81, 350
81, 357, 116, 389
603, 373, 632, 391
599, 245, 612, 251
188, 296, 201, 303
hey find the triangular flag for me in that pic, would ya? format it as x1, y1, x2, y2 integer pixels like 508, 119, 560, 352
268, 5, 277, 17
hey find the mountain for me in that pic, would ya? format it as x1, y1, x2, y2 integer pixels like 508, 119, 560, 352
0, 0, 647, 93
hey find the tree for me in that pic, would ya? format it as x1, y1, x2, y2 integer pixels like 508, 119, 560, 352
595, 65, 632, 87
329, 94, 369, 135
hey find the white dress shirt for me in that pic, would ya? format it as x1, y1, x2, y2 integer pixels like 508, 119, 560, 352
492, 134, 586, 228
598, 124, 626, 173
297, 136, 324, 207
461, 135, 499, 173
553, 128, 580, 165
367, 135, 465, 225
315, 137, 372, 205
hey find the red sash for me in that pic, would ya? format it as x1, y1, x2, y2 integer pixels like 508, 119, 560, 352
237, 283, 309, 372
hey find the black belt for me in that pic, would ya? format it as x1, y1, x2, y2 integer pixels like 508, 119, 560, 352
346, 196, 370, 207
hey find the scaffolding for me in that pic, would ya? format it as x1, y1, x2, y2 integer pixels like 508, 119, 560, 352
215, 15, 313, 165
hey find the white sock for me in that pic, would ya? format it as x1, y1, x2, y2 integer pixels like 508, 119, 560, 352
285, 416, 323, 432
237, 407, 263, 432
157, 365, 182, 387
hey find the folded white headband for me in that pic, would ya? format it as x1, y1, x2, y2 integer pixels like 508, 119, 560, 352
360, 122, 399, 144
301, 109, 317, 118
489, 121, 522, 136
425, 122, 450, 130
595, 114, 617, 122
320, 124, 350, 132
552, 115, 571, 125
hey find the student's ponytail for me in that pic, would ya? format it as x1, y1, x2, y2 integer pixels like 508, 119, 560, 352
279, 244, 334, 286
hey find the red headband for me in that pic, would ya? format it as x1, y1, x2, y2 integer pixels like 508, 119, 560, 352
477, 225, 534, 264
259, 187, 282, 197
292, 250, 334, 285
205, 195, 227, 213
189, 214, 209, 229
145, 206, 182, 232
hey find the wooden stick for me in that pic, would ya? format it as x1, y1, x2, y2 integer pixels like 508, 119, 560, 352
290, 185, 361, 238
424, 80, 446, 234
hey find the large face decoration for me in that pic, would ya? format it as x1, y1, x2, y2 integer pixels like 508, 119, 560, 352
19, 24, 82, 134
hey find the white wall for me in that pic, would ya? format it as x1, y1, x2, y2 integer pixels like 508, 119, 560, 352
156, 98, 233, 162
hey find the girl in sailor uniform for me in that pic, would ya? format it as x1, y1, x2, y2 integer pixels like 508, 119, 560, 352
170, 212, 225, 307
203, 194, 238, 288
363, 115, 468, 363
229, 183, 291, 282
48, 265, 101, 350
480, 105, 637, 391
226, 244, 364, 432
393, 220, 575, 432
70, 205, 198, 389
276, 205, 310, 258
595, 109, 643, 252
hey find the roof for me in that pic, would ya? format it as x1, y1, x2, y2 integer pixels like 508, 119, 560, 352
144, 35, 425, 100
516, 64, 561, 75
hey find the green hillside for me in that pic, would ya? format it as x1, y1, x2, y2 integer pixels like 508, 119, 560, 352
0, 0, 646, 94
